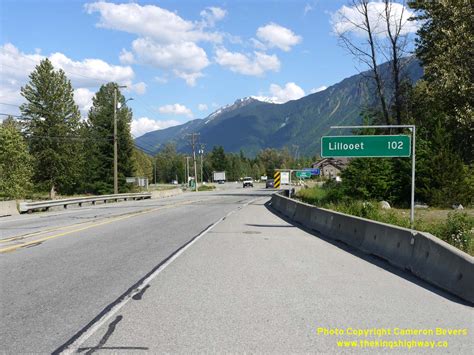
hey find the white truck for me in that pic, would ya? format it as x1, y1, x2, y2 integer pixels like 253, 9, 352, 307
280, 171, 290, 185
213, 171, 226, 183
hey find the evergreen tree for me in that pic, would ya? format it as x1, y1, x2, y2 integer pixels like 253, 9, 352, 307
0, 118, 33, 199
341, 158, 394, 201
409, 0, 474, 163
210, 146, 227, 171
20, 58, 83, 197
84, 83, 135, 194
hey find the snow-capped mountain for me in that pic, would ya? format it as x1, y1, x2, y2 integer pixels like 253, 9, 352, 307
135, 58, 423, 157
204, 96, 272, 124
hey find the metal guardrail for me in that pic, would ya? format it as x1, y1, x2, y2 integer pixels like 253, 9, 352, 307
19, 193, 152, 213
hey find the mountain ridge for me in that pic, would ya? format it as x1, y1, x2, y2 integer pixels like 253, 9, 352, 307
135, 58, 423, 156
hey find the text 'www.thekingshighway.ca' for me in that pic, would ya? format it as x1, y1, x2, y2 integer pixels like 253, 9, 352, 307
337, 339, 448, 349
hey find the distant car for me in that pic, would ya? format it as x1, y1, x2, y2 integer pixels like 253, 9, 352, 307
265, 179, 274, 188
242, 177, 253, 188
171, 180, 178, 185
218, 180, 225, 184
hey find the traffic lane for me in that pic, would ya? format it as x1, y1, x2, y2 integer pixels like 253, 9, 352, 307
0, 194, 253, 353
77, 199, 473, 354
0, 186, 264, 240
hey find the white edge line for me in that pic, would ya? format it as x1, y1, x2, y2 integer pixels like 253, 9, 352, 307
62, 196, 261, 354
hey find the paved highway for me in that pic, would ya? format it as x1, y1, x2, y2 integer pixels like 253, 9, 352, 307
1, 185, 472, 353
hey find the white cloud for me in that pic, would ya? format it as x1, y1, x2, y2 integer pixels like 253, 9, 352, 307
48, 52, 134, 88
132, 117, 180, 137
215, 47, 280, 76
130, 38, 209, 86
119, 49, 134, 64
331, 2, 418, 38
0, 43, 140, 117
173, 70, 203, 87
310, 85, 327, 93
128, 81, 147, 95
85, 2, 222, 44
154, 76, 168, 84
158, 104, 193, 118
74, 88, 95, 117
256, 23, 302, 52
0, 42, 133, 89
198, 104, 208, 111
200, 7, 227, 27
304, 3, 314, 15
269, 82, 306, 103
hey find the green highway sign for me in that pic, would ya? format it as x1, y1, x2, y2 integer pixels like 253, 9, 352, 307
296, 171, 312, 179
321, 135, 411, 158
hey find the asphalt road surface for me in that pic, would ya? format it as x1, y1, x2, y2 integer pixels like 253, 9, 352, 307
1, 185, 472, 354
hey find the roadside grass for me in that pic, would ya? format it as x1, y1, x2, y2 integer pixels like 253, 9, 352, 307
149, 184, 178, 191
198, 184, 216, 191
297, 186, 474, 256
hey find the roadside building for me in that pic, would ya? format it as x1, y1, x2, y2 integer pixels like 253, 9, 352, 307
312, 158, 349, 178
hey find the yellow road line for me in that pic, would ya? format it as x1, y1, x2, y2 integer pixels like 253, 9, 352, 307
0, 221, 97, 243
0, 200, 197, 254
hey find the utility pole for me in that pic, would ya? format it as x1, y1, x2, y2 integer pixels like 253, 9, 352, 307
113, 84, 127, 194
199, 144, 205, 184
186, 133, 200, 191
185, 156, 190, 185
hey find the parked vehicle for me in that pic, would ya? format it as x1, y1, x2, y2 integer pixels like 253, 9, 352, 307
265, 179, 275, 188
242, 177, 253, 188
213, 171, 226, 183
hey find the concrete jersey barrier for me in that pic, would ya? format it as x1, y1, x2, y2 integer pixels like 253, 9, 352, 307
271, 193, 474, 304
0, 201, 19, 217
151, 188, 183, 199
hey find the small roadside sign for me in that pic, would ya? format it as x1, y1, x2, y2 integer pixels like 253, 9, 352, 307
296, 171, 312, 179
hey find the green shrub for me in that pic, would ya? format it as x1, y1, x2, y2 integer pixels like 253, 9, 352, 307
296, 186, 473, 255
198, 184, 216, 191
436, 212, 473, 254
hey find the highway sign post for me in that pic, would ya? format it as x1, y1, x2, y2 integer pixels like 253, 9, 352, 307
321, 135, 411, 158
326, 125, 416, 229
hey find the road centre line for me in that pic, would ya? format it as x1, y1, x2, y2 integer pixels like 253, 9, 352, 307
55, 197, 262, 355
0, 220, 99, 243
0, 195, 253, 254
0, 199, 205, 254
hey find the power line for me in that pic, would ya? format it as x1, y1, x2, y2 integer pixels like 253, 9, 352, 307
0, 102, 21, 107
24, 135, 112, 141
0, 112, 24, 118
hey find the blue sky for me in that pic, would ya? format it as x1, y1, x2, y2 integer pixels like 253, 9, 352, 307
0, 0, 417, 137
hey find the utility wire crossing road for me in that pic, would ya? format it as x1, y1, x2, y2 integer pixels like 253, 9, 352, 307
0, 186, 472, 353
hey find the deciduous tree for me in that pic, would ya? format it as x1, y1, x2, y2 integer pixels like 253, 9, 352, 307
0, 118, 33, 199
